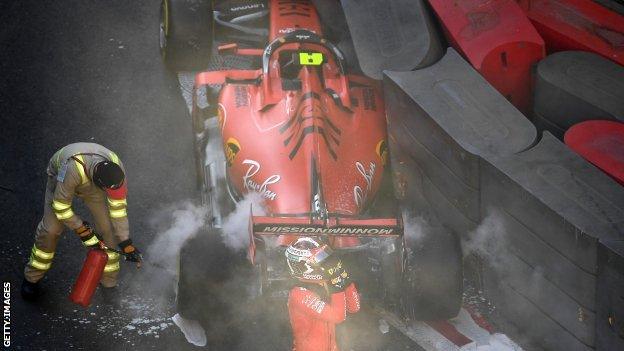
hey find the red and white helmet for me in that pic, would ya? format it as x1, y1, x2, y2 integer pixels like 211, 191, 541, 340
285, 237, 333, 282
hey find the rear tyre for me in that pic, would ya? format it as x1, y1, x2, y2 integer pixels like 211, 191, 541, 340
401, 224, 463, 320
177, 228, 250, 323
160, 0, 213, 71
379, 239, 403, 306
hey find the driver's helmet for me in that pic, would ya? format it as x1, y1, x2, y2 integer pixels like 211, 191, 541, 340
285, 237, 333, 282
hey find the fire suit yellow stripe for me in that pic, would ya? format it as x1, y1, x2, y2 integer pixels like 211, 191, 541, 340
109, 152, 120, 165
74, 155, 89, 184
55, 208, 75, 220
103, 262, 120, 272
107, 198, 127, 207
106, 251, 120, 262
29, 259, 51, 271
82, 235, 100, 247
32, 246, 55, 260
109, 208, 127, 218
52, 200, 71, 211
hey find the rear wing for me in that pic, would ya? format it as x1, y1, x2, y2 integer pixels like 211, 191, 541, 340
252, 216, 403, 236
248, 213, 403, 263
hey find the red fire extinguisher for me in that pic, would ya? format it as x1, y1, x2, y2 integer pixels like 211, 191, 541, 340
69, 248, 108, 307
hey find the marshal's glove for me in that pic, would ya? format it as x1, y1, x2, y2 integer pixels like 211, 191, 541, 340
75, 222, 101, 248
118, 239, 143, 263
320, 255, 352, 294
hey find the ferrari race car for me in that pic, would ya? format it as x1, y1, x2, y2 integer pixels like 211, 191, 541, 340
159, 0, 463, 321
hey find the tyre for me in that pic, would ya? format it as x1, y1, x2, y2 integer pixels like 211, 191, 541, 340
401, 223, 463, 320
159, 0, 213, 71
176, 228, 250, 323
379, 238, 403, 306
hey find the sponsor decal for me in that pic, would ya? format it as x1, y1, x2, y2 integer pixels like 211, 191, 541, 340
225, 137, 241, 167
230, 3, 264, 12
278, 28, 295, 34
258, 226, 395, 235
376, 140, 388, 166
330, 273, 348, 286
279, 28, 317, 35
286, 247, 309, 259
326, 260, 343, 276
301, 262, 323, 281
302, 294, 326, 314
242, 159, 281, 200
349, 288, 361, 310
354, 161, 376, 208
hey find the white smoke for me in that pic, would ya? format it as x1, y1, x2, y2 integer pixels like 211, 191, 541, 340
109, 202, 209, 340
146, 202, 208, 272
463, 209, 508, 264
402, 209, 428, 245
220, 192, 267, 251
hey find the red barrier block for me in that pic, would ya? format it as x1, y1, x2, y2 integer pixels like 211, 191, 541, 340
517, 0, 624, 66
428, 0, 545, 113
565, 120, 624, 186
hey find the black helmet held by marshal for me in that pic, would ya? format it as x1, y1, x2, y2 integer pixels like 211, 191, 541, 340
93, 161, 125, 189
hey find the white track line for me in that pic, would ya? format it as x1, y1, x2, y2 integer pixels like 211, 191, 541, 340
372, 305, 524, 351
372, 306, 460, 351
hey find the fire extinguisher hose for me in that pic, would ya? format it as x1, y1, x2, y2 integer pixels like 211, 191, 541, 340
96, 241, 142, 269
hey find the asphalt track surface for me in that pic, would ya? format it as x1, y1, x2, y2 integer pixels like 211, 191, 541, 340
0, 1, 419, 350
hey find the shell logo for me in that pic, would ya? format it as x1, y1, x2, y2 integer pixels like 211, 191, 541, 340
376, 140, 388, 166
225, 137, 241, 167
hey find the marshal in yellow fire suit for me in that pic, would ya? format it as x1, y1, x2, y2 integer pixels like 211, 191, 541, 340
24, 143, 133, 288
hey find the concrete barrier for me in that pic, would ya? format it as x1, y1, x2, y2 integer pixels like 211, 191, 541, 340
481, 133, 624, 349
384, 47, 624, 350
342, 0, 443, 79
533, 51, 624, 139
483, 254, 595, 351
597, 240, 624, 351
484, 132, 624, 271
384, 48, 536, 236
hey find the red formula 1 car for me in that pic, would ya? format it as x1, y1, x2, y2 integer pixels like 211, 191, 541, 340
160, 0, 462, 321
